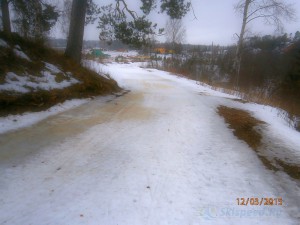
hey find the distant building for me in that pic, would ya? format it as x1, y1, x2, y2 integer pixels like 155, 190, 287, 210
154, 48, 174, 54
90, 49, 110, 58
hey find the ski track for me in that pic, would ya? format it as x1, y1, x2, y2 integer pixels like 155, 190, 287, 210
0, 62, 299, 225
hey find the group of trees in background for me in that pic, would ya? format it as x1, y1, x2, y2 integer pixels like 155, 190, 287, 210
1, 0, 296, 67
165, 18, 186, 55
1, 0, 59, 40
142, 0, 299, 124
1, 0, 191, 63
233, 0, 295, 86
152, 32, 300, 125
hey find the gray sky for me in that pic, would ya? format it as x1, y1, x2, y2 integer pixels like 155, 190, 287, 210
83, 0, 300, 45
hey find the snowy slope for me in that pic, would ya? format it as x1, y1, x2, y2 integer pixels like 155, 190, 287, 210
0, 63, 79, 93
0, 62, 299, 225
0, 38, 80, 94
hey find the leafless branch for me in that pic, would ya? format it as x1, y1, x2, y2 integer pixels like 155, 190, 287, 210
190, 1, 198, 20
115, 0, 138, 20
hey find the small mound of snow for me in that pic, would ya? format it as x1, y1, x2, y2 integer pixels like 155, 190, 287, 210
0, 72, 30, 93
14, 45, 21, 50
13, 48, 31, 61
0, 38, 9, 48
44, 62, 62, 74
35, 70, 79, 91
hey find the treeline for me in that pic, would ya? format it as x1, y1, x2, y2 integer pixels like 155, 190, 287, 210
153, 33, 300, 128
1, 0, 192, 63
48, 38, 130, 51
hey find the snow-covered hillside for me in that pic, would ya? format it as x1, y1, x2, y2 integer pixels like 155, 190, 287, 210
0, 38, 79, 94
0, 34, 119, 118
0, 62, 299, 225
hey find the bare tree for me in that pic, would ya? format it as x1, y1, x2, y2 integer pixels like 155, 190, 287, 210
165, 18, 186, 54
234, 0, 296, 86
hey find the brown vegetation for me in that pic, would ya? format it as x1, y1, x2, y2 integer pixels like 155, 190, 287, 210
0, 32, 120, 116
151, 35, 300, 131
217, 106, 264, 150
218, 105, 300, 180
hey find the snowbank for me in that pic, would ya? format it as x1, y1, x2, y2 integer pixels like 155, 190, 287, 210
13, 48, 31, 61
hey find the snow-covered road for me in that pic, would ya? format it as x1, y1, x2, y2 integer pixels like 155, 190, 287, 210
1, 62, 299, 225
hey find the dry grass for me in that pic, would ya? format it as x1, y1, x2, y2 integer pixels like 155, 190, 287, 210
217, 106, 264, 150
218, 105, 300, 180
156, 59, 300, 130
0, 32, 120, 116
211, 83, 300, 130
276, 159, 300, 180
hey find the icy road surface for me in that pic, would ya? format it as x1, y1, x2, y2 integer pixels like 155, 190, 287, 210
1, 62, 299, 225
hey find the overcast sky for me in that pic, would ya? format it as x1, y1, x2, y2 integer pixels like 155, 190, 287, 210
82, 0, 300, 46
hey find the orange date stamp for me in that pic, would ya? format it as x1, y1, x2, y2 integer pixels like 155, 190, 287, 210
237, 197, 283, 206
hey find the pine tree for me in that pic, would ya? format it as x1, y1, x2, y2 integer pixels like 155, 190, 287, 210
64, 0, 88, 63
11, 0, 59, 40
1, 0, 11, 33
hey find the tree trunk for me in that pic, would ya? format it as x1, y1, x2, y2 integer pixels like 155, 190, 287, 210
33, 0, 43, 40
1, 0, 11, 33
234, 0, 251, 87
64, 0, 88, 63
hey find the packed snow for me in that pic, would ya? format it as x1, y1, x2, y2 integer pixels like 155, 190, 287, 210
0, 63, 79, 93
0, 62, 299, 225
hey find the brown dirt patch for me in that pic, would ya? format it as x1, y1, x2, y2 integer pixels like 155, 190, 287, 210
276, 159, 300, 180
101, 92, 154, 121
218, 105, 300, 180
217, 106, 264, 150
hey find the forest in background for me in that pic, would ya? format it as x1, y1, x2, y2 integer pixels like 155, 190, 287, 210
149, 32, 300, 130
